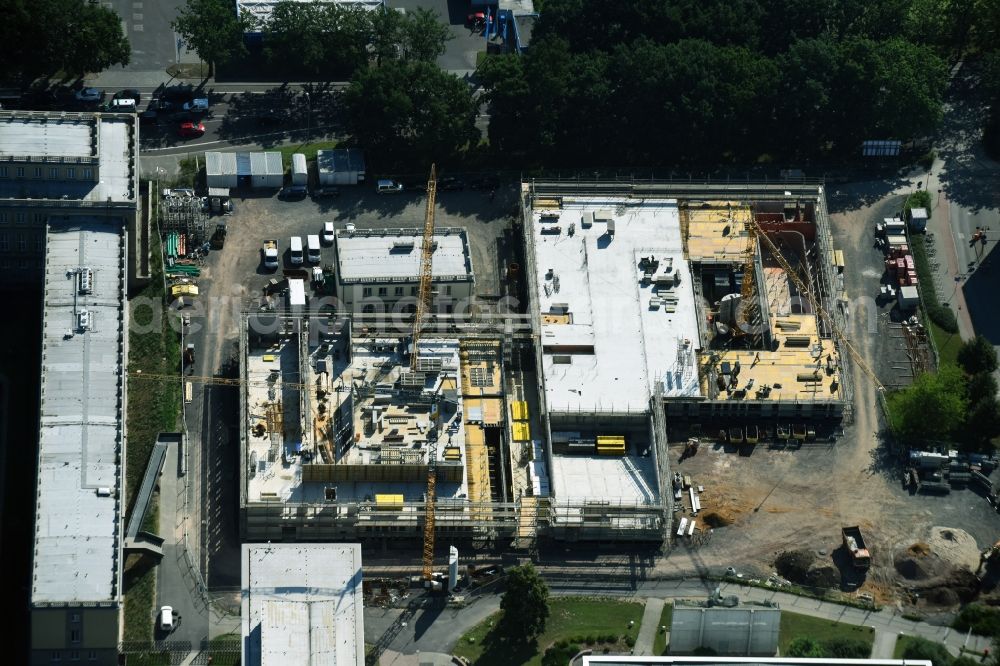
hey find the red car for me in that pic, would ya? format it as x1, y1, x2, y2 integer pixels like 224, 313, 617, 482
466, 11, 485, 28
178, 121, 205, 138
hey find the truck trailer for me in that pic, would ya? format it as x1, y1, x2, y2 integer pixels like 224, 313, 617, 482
842, 526, 871, 570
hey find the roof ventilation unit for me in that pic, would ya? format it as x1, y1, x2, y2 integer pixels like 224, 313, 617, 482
78, 309, 91, 332
78, 267, 93, 294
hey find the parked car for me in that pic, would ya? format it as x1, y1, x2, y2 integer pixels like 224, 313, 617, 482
177, 121, 205, 138
182, 98, 209, 112
322, 221, 335, 244
108, 98, 137, 112
278, 185, 308, 200
400, 179, 427, 192
115, 89, 141, 103
159, 606, 174, 631
74, 87, 103, 103
311, 186, 340, 199
376, 179, 403, 194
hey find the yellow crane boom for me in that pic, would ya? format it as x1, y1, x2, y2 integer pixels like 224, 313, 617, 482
748, 219, 884, 392
413, 164, 438, 582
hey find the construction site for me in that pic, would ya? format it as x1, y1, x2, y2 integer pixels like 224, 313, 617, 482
230, 178, 868, 556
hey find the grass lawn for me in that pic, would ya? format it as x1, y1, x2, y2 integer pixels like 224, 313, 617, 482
929, 319, 962, 368
453, 597, 644, 666
779, 612, 874, 655
277, 140, 339, 166
893, 635, 923, 658
653, 602, 674, 655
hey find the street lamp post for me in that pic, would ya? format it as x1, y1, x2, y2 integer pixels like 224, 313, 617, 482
304, 92, 311, 141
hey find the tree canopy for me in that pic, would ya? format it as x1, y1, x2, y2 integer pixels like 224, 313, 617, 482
343, 61, 478, 169
889, 365, 968, 441
1, 0, 130, 82
499, 564, 550, 640
478, 0, 950, 166
787, 637, 826, 658
958, 335, 999, 375
173, 0, 249, 74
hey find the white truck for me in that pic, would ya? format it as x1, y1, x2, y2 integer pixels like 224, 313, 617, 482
263, 239, 279, 270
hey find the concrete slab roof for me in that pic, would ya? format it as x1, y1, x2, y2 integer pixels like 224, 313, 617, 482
335, 228, 473, 283
241, 543, 364, 666
32, 217, 126, 606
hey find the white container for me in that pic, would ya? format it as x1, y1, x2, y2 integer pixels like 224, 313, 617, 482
291, 153, 308, 186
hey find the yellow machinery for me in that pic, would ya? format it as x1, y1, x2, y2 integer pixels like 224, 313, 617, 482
412, 165, 438, 583
596, 435, 626, 455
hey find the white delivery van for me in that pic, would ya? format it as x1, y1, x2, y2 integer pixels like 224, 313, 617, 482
289, 236, 304, 265
306, 234, 321, 263
109, 98, 136, 112
159, 606, 174, 631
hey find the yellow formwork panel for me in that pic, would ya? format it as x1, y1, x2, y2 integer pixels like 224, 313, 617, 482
512, 421, 531, 442
375, 494, 404, 510
511, 401, 529, 421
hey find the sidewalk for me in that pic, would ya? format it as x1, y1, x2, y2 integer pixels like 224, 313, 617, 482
634, 597, 665, 655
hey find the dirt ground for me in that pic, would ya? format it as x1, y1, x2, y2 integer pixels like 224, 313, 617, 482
652, 185, 1000, 610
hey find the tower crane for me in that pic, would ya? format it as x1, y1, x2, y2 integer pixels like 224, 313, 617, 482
747, 217, 885, 393
412, 164, 439, 583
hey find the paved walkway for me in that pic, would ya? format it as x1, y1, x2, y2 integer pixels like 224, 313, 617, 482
872, 630, 899, 659
634, 597, 665, 656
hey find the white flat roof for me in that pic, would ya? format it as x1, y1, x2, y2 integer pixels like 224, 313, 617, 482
0, 113, 135, 203
288, 278, 306, 306
530, 198, 700, 413
336, 228, 473, 283
32, 217, 126, 605
550, 452, 658, 503
242, 543, 364, 666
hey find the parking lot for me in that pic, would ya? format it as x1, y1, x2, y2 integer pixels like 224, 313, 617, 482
181, 181, 518, 589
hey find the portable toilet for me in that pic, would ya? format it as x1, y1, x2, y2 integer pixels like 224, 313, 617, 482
291, 153, 308, 186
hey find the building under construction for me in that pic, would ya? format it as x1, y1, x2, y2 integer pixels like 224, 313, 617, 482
238, 311, 521, 543
517, 180, 852, 542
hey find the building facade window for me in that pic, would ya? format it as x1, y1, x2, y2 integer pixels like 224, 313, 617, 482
70, 613, 80, 623
67, 168, 75, 179
444, 285, 452, 296
0, 166, 7, 177
35, 235, 44, 251
0, 213, 5, 224
50, 653, 61, 662
69, 651, 80, 662
17, 234, 26, 251
377, 287, 387, 297
15, 212, 25, 224
50, 167, 59, 179
410, 286, 418, 295
394, 286, 403, 296
0, 234, 7, 251
70, 629, 80, 643
83, 168, 92, 179
362, 287, 372, 297
16, 167, 24, 178
87, 653, 97, 662
34, 213, 45, 224
34, 167, 42, 178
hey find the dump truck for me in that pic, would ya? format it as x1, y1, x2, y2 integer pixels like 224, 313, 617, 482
263, 239, 279, 270
842, 526, 871, 570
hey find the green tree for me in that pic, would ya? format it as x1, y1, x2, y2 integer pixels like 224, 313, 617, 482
969, 372, 999, 400
0, 0, 130, 82
958, 336, 999, 375
343, 60, 478, 168
787, 637, 826, 658
890, 366, 968, 441
173, 0, 248, 75
901, 636, 955, 664
955, 603, 1000, 636
264, 1, 329, 73
401, 8, 452, 62
499, 564, 550, 641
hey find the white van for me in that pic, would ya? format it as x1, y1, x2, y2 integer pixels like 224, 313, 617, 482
159, 606, 174, 631
306, 235, 321, 263
289, 236, 304, 265
109, 98, 136, 112
377, 179, 403, 194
